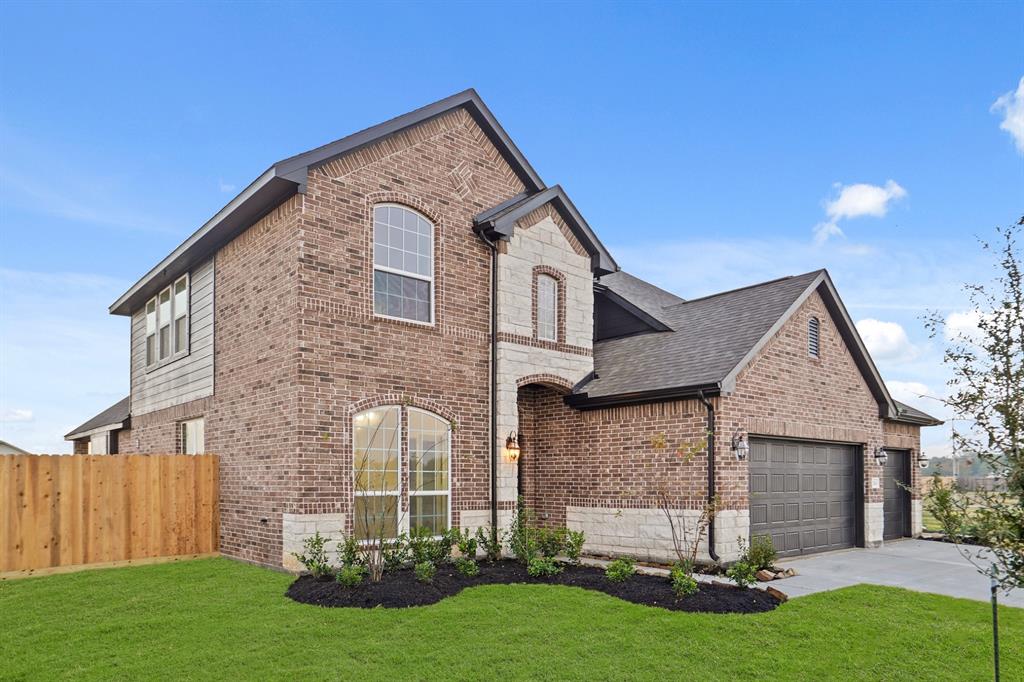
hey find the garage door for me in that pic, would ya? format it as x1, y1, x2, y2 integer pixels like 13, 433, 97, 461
749, 438, 858, 557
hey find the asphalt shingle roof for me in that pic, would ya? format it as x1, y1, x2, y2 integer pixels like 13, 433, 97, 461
577, 270, 824, 399
893, 400, 943, 425
65, 396, 130, 439
598, 271, 685, 321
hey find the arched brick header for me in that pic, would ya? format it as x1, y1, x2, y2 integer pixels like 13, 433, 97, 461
532, 265, 567, 344
516, 373, 574, 393
347, 393, 458, 425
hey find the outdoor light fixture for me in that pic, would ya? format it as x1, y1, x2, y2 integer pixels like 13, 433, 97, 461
874, 446, 888, 466
731, 430, 750, 461
916, 450, 929, 469
505, 431, 521, 462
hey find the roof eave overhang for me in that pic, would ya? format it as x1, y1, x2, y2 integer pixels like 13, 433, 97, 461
595, 284, 673, 333
474, 185, 619, 275
565, 382, 721, 410
888, 414, 945, 427
64, 421, 127, 441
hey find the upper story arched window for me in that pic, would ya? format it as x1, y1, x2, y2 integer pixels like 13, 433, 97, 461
537, 274, 558, 341
372, 204, 433, 324
808, 316, 821, 358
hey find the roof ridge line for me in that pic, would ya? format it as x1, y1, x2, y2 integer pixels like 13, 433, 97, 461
667, 269, 825, 307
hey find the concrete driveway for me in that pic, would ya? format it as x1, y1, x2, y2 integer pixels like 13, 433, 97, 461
776, 539, 1023, 607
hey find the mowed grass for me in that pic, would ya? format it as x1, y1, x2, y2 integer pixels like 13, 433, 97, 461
1, 558, 1021, 681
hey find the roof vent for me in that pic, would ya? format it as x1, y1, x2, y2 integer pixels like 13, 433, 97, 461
808, 316, 820, 358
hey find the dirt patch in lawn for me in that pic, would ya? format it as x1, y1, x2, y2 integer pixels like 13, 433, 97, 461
285, 560, 782, 613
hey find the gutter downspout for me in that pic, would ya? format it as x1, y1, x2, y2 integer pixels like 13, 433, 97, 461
697, 390, 720, 564
477, 230, 500, 532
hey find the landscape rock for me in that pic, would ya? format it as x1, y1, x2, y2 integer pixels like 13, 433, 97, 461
756, 569, 775, 582
765, 586, 788, 602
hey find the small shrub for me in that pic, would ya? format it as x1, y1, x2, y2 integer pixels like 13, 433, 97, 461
726, 560, 757, 588
409, 527, 452, 565
340, 536, 362, 567
509, 499, 538, 564
336, 563, 366, 588
292, 532, 333, 580
563, 530, 585, 565
527, 556, 563, 577
534, 527, 567, 559
475, 526, 503, 562
414, 560, 436, 584
454, 528, 478, 559
381, 534, 410, 573
746, 535, 777, 572
670, 564, 698, 597
453, 557, 480, 577
605, 557, 636, 583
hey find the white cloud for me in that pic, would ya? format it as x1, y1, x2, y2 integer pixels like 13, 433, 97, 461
813, 180, 907, 245
886, 380, 931, 405
856, 318, 920, 362
944, 309, 984, 342
0, 409, 34, 423
218, 178, 236, 193
991, 76, 1024, 154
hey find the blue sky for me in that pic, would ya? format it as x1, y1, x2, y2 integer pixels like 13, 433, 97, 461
1, 1, 1022, 453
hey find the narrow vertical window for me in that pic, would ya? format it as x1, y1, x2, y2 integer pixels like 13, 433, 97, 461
372, 204, 433, 323
408, 409, 450, 536
180, 418, 205, 454
173, 276, 189, 354
353, 407, 401, 541
537, 274, 558, 341
145, 299, 157, 365
158, 288, 172, 359
808, 316, 820, 358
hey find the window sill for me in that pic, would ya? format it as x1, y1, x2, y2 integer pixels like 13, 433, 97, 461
373, 313, 436, 329
145, 349, 191, 374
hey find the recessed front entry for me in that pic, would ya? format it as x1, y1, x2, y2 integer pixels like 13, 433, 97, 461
749, 438, 858, 557
882, 449, 911, 541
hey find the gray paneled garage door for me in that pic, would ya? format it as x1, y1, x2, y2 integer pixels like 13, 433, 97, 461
749, 438, 858, 557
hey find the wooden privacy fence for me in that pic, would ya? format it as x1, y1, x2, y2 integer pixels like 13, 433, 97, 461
1, 454, 218, 576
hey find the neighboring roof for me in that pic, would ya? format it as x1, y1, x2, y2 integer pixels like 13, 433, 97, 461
0, 440, 32, 455
599, 271, 685, 320
110, 89, 547, 316
64, 397, 130, 440
570, 270, 900, 421
473, 185, 618, 275
892, 400, 944, 426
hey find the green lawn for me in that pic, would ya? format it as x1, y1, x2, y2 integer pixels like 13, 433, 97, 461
1, 558, 1020, 681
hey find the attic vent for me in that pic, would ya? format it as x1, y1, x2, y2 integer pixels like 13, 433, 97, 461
808, 317, 820, 358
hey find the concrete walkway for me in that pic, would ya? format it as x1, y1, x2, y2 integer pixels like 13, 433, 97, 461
776, 539, 1023, 607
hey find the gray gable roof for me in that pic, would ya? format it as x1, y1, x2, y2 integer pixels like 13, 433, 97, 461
893, 400, 943, 426
111, 89, 547, 316
599, 271, 685, 320
65, 396, 130, 440
571, 270, 902, 422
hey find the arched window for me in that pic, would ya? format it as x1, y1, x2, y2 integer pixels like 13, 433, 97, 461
352, 405, 450, 540
537, 274, 558, 341
808, 316, 821, 358
372, 204, 434, 323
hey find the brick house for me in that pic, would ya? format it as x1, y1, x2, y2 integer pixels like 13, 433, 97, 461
67, 90, 940, 569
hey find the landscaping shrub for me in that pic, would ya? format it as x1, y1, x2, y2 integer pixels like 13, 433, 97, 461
414, 561, 436, 584
340, 536, 362, 567
726, 560, 757, 588
746, 535, 777, 572
527, 556, 563, 578
534, 527, 567, 559
291, 532, 333, 580
563, 530, 585, 565
454, 528, 478, 559
475, 526, 503, 562
409, 528, 452, 565
336, 563, 366, 588
381, 534, 411, 573
670, 564, 698, 597
605, 557, 636, 583
453, 557, 480, 578
509, 498, 538, 564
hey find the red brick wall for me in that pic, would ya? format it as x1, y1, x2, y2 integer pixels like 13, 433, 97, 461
118, 397, 210, 455
883, 420, 923, 500
290, 108, 524, 533
518, 384, 713, 526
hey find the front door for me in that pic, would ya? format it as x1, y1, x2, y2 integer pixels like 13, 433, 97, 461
882, 450, 910, 541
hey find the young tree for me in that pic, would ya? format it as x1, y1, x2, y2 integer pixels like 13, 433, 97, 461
651, 433, 717, 572
923, 217, 1023, 592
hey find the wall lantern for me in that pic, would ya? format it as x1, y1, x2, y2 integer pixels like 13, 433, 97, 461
505, 431, 521, 462
731, 430, 750, 461
916, 450, 929, 469
874, 446, 888, 467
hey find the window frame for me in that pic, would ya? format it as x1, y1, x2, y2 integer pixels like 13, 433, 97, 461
179, 417, 205, 455
536, 274, 559, 342
371, 203, 435, 326
808, 316, 821, 358
144, 273, 190, 370
351, 405, 452, 543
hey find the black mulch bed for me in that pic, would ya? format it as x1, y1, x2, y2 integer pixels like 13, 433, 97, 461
285, 560, 782, 614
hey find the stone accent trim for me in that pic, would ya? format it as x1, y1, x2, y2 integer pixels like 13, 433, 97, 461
515, 203, 588, 258
745, 417, 872, 445
496, 331, 592, 357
